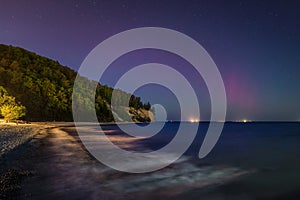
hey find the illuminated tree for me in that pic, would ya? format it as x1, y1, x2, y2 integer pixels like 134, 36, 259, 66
0, 104, 26, 122
0, 86, 26, 122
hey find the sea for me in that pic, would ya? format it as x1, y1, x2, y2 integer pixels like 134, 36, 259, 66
73, 122, 300, 199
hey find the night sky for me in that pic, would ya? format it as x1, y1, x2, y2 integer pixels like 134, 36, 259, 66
0, 0, 299, 121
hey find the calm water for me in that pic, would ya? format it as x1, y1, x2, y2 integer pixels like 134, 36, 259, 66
92, 122, 300, 199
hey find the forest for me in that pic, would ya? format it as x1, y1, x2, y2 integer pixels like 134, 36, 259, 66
0, 44, 151, 122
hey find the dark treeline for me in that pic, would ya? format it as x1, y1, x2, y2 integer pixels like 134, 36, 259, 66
0, 44, 151, 122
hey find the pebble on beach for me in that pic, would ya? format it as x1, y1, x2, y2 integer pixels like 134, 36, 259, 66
0, 124, 39, 157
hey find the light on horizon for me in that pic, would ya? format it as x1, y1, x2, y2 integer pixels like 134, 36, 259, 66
190, 118, 200, 123
242, 119, 251, 123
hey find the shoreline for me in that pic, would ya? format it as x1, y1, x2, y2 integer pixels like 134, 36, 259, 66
0, 123, 247, 199
2, 122, 298, 199
1, 123, 117, 199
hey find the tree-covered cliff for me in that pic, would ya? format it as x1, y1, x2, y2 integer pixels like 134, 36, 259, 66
0, 44, 151, 122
